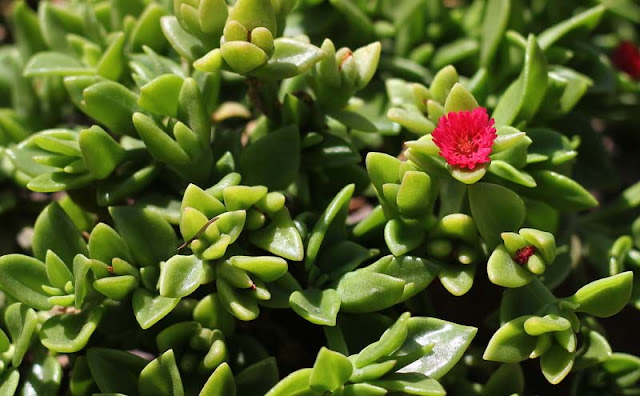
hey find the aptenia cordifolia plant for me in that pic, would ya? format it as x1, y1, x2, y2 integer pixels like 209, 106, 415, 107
0, 0, 639, 395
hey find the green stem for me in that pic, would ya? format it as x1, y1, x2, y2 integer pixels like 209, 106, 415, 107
247, 77, 281, 122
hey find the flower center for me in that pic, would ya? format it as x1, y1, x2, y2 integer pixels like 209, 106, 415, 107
457, 137, 477, 155
431, 107, 497, 171
514, 245, 536, 265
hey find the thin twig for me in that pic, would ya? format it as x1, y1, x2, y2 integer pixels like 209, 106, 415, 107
177, 216, 219, 251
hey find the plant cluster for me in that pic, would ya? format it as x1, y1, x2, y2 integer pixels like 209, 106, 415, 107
0, 0, 639, 395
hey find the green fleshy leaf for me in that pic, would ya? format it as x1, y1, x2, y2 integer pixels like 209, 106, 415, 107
249, 208, 303, 261
335, 270, 404, 313
309, 347, 352, 392
264, 368, 313, 396
487, 245, 534, 288
523, 315, 571, 336
443, 83, 479, 113
236, 357, 279, 396
430, 65, 458, 103
492, 34, 547, 126
251, 38, 326, 79
160, 16, 205, 61
93, 275, 139, 300
384, 219, 426, 256
540, 344, 574, 384
83, 81, 140, 136
223, 185, 268, 211
290, 289, 341, 326
24, 51, 93, 77
0, 369, 20, 396
110, 206, 178, 267
40, 306, 104, 353
97, 32, 126, 80
132, 288, 181, 329
158, 255, 204, 298
33, 202, 88, 265
138, 350, 184, 396
306, 184, 354, 270
574, 329, 612, 370
480, 0, 511, 66
87, 348, 147, 395
230, 256, 288, 282
571, 272, 633, 318
79, 126, 126, 179
483, 316, 537, 362
5, 302, 38, 366
356, 312, 410, 368
138, 75, 184, 117
216, 278, 260, 321
538, 5, 605, 50
364, 255, 439, 302
369, 373, 445, 396
21, 353, 62, 396
527, 170, 598, 211
199, 363, 236, 396
0, 255, 52, 310
438, 262, 475, 296
89, 223, 134, 265
468, 182, 525, 248
238, 125, 300, 190
221, 41, 268, 74
395, 317, 476, 379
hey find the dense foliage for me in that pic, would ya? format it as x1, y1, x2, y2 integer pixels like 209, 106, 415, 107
0, 0, 639, 395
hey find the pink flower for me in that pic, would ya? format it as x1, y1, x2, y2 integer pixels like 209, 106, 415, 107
432, 107, 497, 170
612, 41, 640, 80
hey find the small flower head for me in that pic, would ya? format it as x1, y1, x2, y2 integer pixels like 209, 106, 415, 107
514, 245, 536, 265
612, 41, 640, 80
432, 107, 497, 170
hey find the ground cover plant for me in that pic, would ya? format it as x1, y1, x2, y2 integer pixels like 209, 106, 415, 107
0, 0, 639, 394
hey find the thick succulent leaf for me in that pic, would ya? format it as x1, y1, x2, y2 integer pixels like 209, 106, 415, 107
199, 363, 236, 396
336, 270, 405, 313
487, 245, 534, 288
396, 317, 477, 379
309, 347, 352, 392
0, 255, 52, 310
5, 302, 38, 366
138, 350, 184, 396
158, 255, 204, 298
492, 34, 547, 126
251, 38, 326, 79
87, 348, 147, 395
306, 184, 355, 269
540, 344, 575, 384
356, 312, 410, 368
238, 125, 300, 190
24, 51, 93, 77
480, 0, 511, 66
369, 373, 445, 396
571, 272, 633, 317
110, 206, 178, 267
20, 353, 62, 396
40, 306, 104, 353
236, 357, 280, 396
132, 288, 181, 329
469, 182, 525, 248
483, 316, 537, 362
0, 369, 19, 396
249, 208, 304, 261
33, 202, 88, 265
264, 368, 314, 396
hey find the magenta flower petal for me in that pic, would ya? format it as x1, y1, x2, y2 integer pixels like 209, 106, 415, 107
612, 41, 640, 80
432, 107, 497, 170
